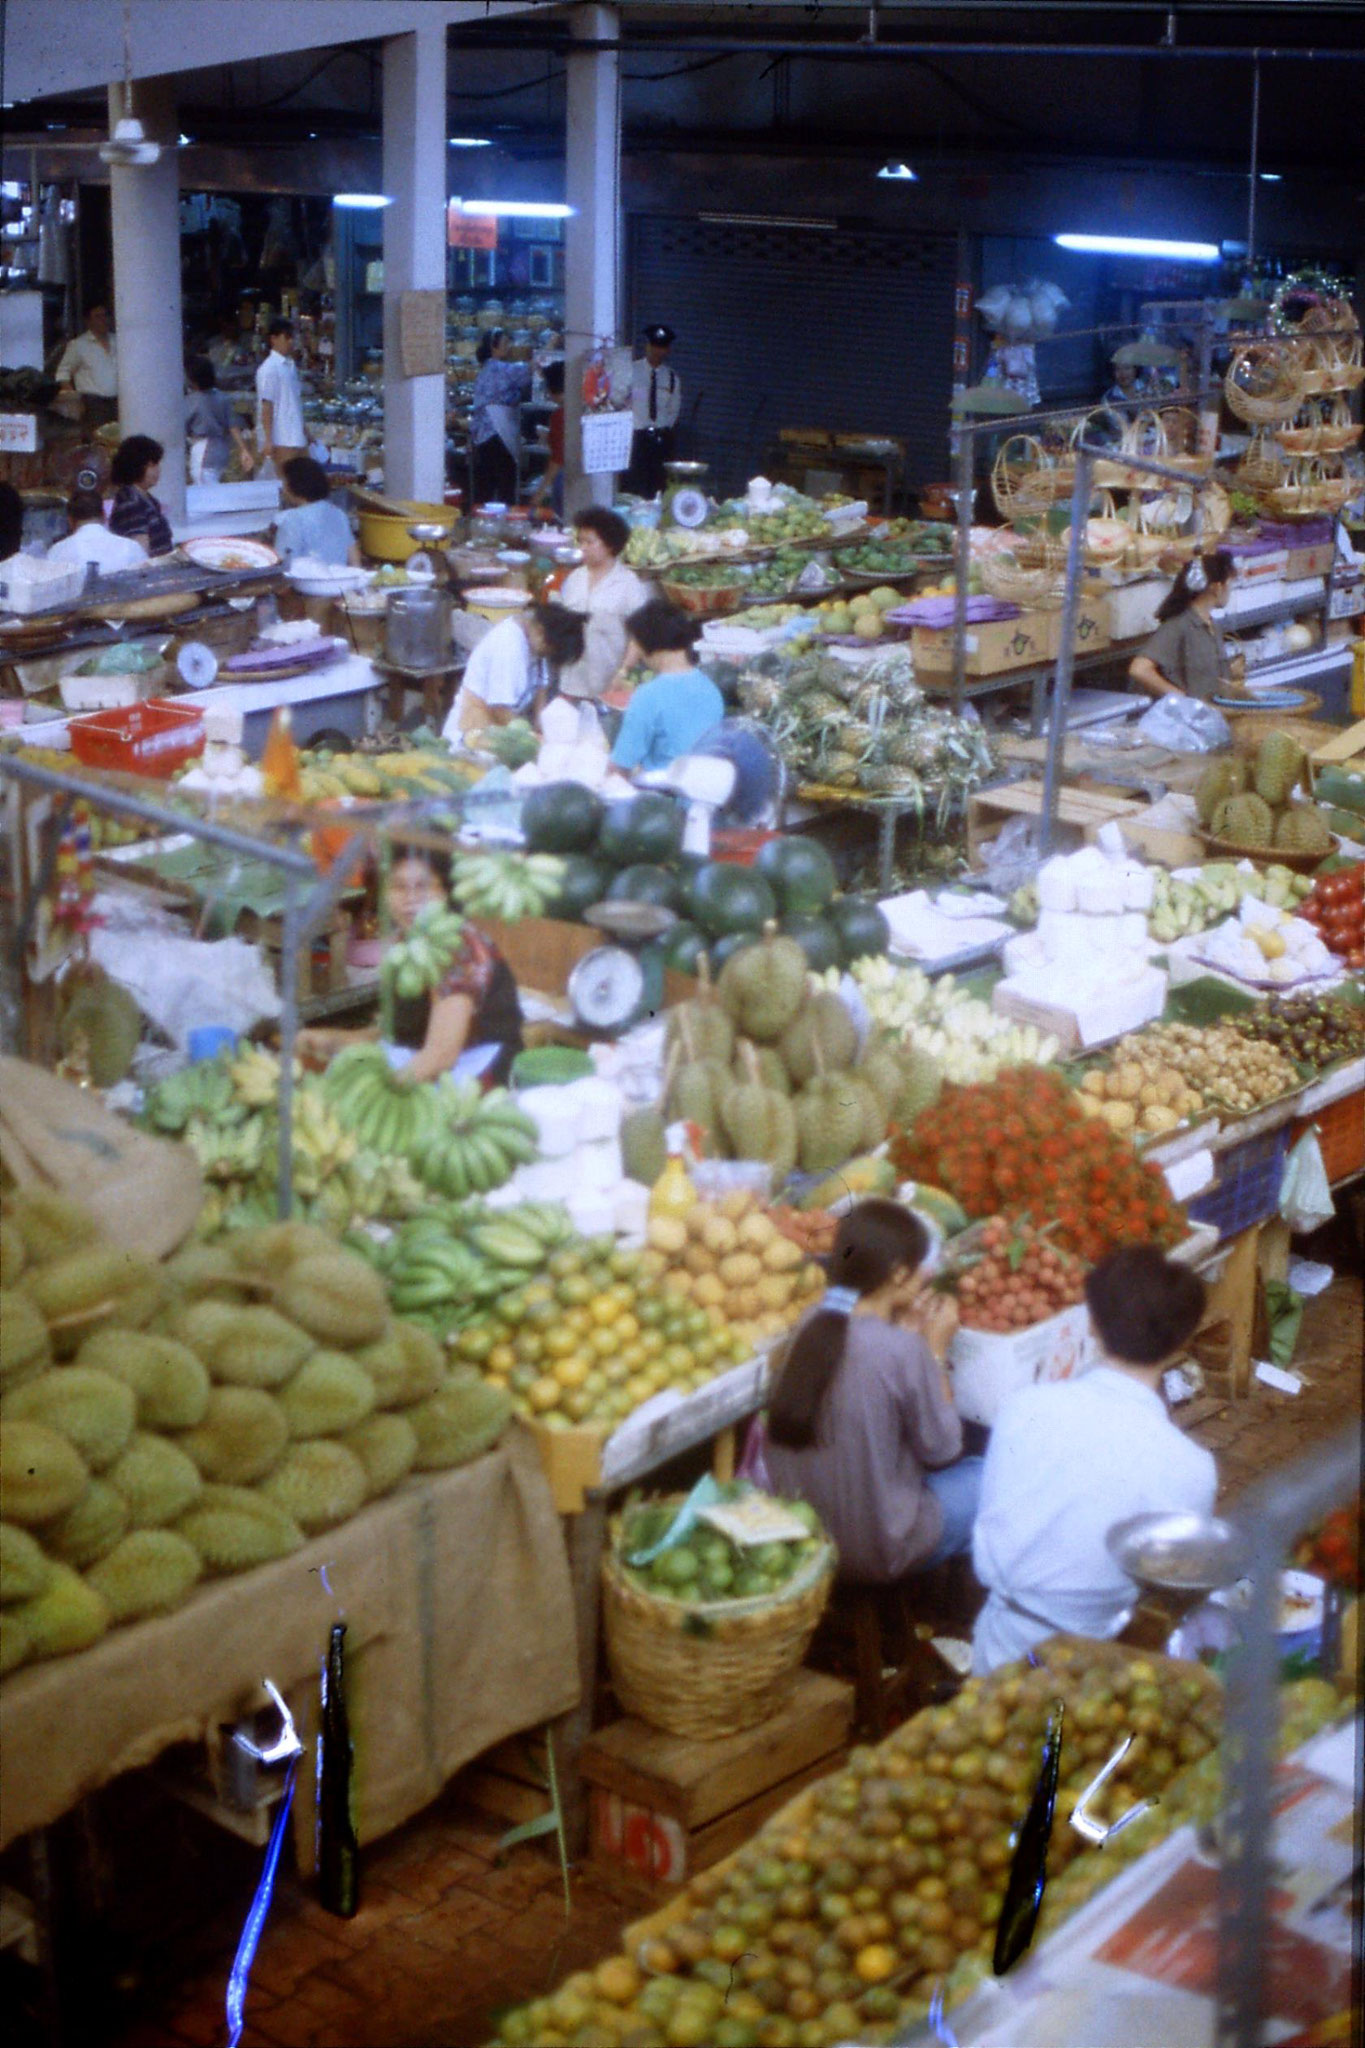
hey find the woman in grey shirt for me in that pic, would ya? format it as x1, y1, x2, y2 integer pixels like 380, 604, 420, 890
185, 358, 254, 482
765, 1201, 982, 1581
1128, 548, 1235, 703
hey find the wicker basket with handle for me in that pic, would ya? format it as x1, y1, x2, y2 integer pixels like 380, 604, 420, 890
991, 434, 1060, 518
1261, 457, 1353, 521
1225, 342, 1304, 425
601, 1516, 836, 1740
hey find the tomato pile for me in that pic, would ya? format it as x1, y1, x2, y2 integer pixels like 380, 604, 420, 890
1296, 1504, 1362, 1594
1298, 862, 1364, 970
946, 1216, 1087, 1333
892, 1066, 1186, 1265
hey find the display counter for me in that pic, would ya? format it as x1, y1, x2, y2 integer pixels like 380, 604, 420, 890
0, 1425, 579, 1859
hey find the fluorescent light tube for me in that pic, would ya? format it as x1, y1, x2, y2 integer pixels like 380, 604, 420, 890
459, 200, 573, 219
877, 162, 917, 181
449, 137, 492, 149
1055, 233, 1220, 262
333, 193, 393, 209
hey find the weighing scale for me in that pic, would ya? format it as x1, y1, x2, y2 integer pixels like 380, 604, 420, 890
661, 461, 711, 531
177, 641, 220, 689
569, 902, 678, 1033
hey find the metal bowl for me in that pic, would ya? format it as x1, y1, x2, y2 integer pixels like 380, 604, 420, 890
582, 900, 678, 942
1106, 1510, 1249, 1592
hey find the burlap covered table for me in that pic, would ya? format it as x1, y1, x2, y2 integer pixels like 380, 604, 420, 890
0, 1425, 579, 1856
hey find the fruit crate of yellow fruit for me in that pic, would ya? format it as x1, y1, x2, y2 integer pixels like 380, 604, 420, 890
642, 1189, 827, 1359
602, 1488, 836, 1741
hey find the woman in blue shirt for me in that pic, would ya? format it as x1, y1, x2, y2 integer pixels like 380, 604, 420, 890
470, 330, 531, 508
274, 456, 357, 567
611, 599, 725, 775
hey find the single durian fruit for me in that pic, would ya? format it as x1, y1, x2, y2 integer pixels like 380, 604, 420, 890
0, 1290, 51, 1386
354, 1322, 445, 1411
0, 1218, 27, 1286
75, 1329, 211, 1431
1211, 792, 1274, 848
794, 1069, 882, 1174
663, 1025, 732, 1156
173, 1302, 313, 1389
663, 954, 734, 1066
341, 1413, 418, 1499
259, 1441, 367, 1533
99, 1260, 167, 1336
1253, 730, 1305, 808
716, 925, 809, 1044
86, 1530, 202, 1623
12, 1561, 108, 1660
893, 1043, 945, 1127
176, 1485, 303, 1574
407, 1371, 511, 1471
5, 1190, 99, 1267
106, 1432, 203, 1528
779, 990, 859, 1087
743, 1045, 793, 1097
0, 1607, 32, 1676
854, 1037, 905, 1120
160, 1245, 256, 1305
273, 1253, 388, 1350
1194, 754, 1249, 827
1273, 804, 1334, 855
179, 1388, 289, 1486
1, 1419, 89, 1526
719, 1042, 798, 1182
620, 1106, 668, 1188
45, 1477, 129, 1568
56, 967, 142, 1088
3, 1367, 137, 1473
1, 1519, 53, 1603
228, 1223, 338, 1276
278, 1351, 377, 1440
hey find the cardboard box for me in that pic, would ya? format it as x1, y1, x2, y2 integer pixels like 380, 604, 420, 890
1105, 576, 1172, 643
1047, 587, 1111, 657
1284, 542, 1335, 579
912, 610, 1049, 677
949, 1303, 1103, 1426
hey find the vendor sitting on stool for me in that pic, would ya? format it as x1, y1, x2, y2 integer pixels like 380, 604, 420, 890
610, 599, 724, 775
273, 455, 357, 568
970, 1245, 1214, 1675
442, 601, 584, 743
765, 1200, 982, 1582
297, 845, 523, 1085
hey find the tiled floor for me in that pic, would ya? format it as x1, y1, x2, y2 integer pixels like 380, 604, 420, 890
12, 1224, 1363, 2048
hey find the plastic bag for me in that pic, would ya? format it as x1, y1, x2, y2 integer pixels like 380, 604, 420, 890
1279, 1128, 1334, 1235
1262, 1279, 1305, 1368
1134, 695, 1233, 753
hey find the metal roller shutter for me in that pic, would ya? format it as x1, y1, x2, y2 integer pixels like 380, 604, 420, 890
627, 214, 958, 494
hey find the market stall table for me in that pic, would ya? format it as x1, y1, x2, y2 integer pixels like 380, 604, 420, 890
0, 1425, 579, 1860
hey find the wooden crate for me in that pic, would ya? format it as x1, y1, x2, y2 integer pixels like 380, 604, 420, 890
583, 1670, 852, 1889
967, 779, 1144, 861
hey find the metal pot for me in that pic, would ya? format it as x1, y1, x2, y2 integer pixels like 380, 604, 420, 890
385, 585, 452, 672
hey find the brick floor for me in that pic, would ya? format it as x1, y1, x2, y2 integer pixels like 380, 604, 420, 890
54, 1228, 1363, 2048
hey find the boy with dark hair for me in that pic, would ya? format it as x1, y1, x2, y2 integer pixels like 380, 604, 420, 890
970, 1244, 1214, 1673
273, 456, 355, 567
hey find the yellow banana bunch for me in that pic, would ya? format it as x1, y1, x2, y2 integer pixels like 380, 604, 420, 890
230, 1044, 285, 1109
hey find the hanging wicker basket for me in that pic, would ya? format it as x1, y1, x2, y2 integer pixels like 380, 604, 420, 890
991, 434, 1060, 519
1235, 430, 1287, 494
601, 1523, 836, 1740
1276, 396, 1363, 457
1261, 456, 1354, 521
1225, 342, 1305, 425
980, 551, 1066, 608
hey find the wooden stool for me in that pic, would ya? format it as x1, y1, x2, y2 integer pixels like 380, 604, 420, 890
811, 1574, 965, 1739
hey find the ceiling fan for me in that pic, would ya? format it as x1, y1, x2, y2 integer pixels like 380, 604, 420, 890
97, 0, 163, 167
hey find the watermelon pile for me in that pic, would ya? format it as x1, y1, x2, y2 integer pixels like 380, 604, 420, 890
521, 785, 890, 991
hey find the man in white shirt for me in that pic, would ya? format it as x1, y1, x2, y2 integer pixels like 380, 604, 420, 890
626, 323, 681, 499
46, 488, 147, 576
54, 304, 119, 428
971, 1244, 1216, 1674
255, 318, 307, 476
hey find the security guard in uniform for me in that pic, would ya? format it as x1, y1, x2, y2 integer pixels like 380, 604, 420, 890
626, 323, 681, 498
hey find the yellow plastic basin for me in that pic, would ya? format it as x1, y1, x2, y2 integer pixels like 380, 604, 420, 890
357, 500, 458, 562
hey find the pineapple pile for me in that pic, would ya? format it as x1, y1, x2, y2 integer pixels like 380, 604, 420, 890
1196, 731, 1336, 858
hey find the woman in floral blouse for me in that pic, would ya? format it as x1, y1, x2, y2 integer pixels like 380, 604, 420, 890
470, 330, 531, 508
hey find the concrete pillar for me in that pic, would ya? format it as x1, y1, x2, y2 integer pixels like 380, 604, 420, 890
382, 21, 448, 505
107, 77, 186, 520
564, 4, 621, 515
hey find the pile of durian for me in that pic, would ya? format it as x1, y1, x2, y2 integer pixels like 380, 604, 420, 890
1195, 732, 1336, 858
1, 1191, 511, 1678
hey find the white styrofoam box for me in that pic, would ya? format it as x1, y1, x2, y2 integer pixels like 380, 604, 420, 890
1105, 577, 1172, 642
185, 479, 281, 517
949, 1304, 1102, 1428
577, 1136, 624, 1192
0, 555, 87, 614
516, 1084, 580, 1159
514, 1157, 579, 1203
613, 1180, 650, 1239
565, 1076, 623, 1142
567, 1187, 618, 1236
1328, 577, 1364, 621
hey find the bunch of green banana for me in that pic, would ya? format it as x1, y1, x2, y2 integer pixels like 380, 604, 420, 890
450, 850, 566, 922
183, 1115, 268, 1184
381, 901, 468, 1002
415, 1080, 540, 1198
466, 1203, 577, 1268
320, 1045, 441, 1160
142, 1054, 244, 1136
287, 1087, 358, 1197
341, 1150, 427, 1221
384, 1202, 578, 1321
386, 1220, 489, 1319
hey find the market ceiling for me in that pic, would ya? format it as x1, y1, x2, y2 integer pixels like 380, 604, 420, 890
5, 1, 1362, 182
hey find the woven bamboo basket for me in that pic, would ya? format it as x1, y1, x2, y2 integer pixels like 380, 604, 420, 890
991, 434, 1060, 518
1071, 407, 1134, 489
1195, 816, 1337, 874
1235, 430, 1286, 494
980, 552, 1065, 608
1275, 398, 1362, 458
1196, 479, 1233, 543
1225, 342, 1304, 426
601, 1528, 836, 1740
660, 576, 749, 618
1261, 457, 1354, 521
1226, 704, 1325, 758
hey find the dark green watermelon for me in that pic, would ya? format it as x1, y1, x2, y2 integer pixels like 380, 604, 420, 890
708, 930, 759, 973
829, 894, 891, 960
754, 835, 838, 916
597, 792, 685, 867
550, 852, 614, 923
687, 862, 778, 938
521, 781, 605, 854
662, 921, 708, 975
782, 912, 844, 974
606, 864, 684, 911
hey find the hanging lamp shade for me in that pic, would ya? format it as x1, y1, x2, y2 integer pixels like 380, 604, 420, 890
951, 382, 1029, 417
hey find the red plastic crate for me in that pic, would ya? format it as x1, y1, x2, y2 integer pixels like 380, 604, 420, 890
68, 698, 206, 779
1292, 1087, 1365, 1186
